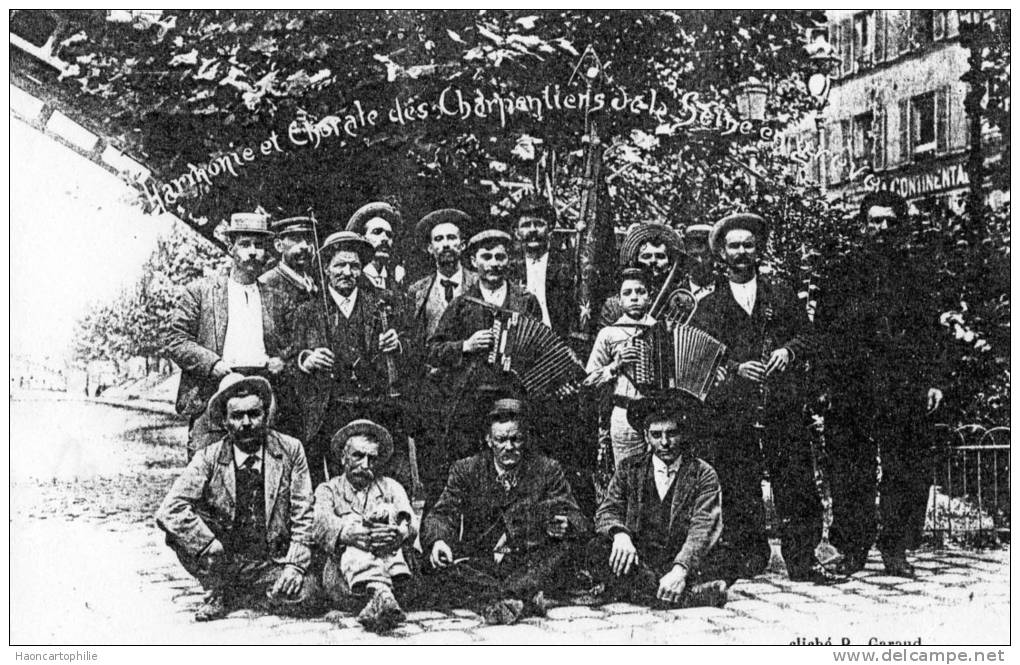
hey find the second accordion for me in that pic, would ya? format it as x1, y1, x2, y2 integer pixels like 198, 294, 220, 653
625, 322, 728, 401
487, 310, 586, 397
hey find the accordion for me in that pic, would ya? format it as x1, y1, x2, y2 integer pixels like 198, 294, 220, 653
487, 310, 587, 397
625, 322, 727, 401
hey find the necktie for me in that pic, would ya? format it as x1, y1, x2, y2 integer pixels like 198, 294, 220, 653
242, 454, 259, 472
440, 278, 457, 304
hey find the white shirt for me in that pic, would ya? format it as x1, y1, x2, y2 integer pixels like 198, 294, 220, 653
330, 286, 358, 319
729, 276, 757, 316
479, 282, 508, 308
425, 267, 465, 339
233, 445, 263, 474
221, 279, 269, 368
363, 263, 404, 289
524, 252, 551, 326
278, 262, 315, 293
652, 455, 683, 500
585, 313, 655, 399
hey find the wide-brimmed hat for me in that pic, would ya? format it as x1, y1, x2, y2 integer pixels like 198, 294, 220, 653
208, 373, 274, 421
224, 212, 273, 237
271, 216, 317, 237
626, 391, 703, 434
346, 202, 403, 235
320, 230, 374, 265
330, 419, 394, 465
619, 223, 684, 267
709, 213, 768, 255
466, 229, 513, 256
415, 208, 473, 247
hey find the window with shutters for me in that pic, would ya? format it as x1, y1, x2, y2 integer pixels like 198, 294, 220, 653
853, 112, 875, 169
912, 92, 936, 157
896, 11, 912, 55
840, 18, 853, 76
898, 99, 911, 163
935, 87, 950, 153
839, 118, 852, 181
854, 12, 874, 71
874, 109, 887, 170
874, 11, 887, 62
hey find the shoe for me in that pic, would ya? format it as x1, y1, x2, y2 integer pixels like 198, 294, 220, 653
194, 591, 229, 622
682, 580, 728, 608
789, 563, 848, 585
881, 553, 915, 578
830, 555, 866, 577
482, 598, 525, 625
357, 587, 406, 633
525, 590, 550, 618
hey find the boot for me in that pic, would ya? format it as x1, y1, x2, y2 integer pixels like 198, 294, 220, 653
357, 586, 405, 633
194, 590, 229, 622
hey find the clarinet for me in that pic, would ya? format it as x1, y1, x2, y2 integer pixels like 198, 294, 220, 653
753, 303, 774, 481
377, 297, 401, 399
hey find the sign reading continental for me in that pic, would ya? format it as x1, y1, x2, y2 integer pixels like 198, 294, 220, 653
880, 159, 969, 199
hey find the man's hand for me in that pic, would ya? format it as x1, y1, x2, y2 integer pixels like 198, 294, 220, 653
765, 348, 790, 376
368, 525, 403, 556
211, 361, 231, 381
656, 564, 688, 604
430, 540, 454, 568
302, 348, 335, 373
545, 515, 569, 539
268, 565, 304, 600
609, 532, 639, 577
715, 365, 729, 384
378, 329, 400, 354
927, 388, 944, 414
463, 329, 495, 353
341, 521, 373, 551
266, 357, 285, 375
737, 360, 767, 383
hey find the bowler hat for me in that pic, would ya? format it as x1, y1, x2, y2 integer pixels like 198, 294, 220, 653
320, 230, 374, 266
224, 212, 273, 237
330, 419, 394, 465
466, 229, 513, 255
626, 391, 703, 434
271, 216, 317, 236
208, 373, 274, 421
709, 213, 768, 255
346, 202, 403, 235
415, 208, 473, 247
619, 223, 684, 267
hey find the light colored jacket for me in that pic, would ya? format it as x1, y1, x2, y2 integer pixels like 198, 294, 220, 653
155, 431, 314, 571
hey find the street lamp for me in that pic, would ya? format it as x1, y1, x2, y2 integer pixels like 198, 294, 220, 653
735, 78, 769, 122
805, 31, 841, 112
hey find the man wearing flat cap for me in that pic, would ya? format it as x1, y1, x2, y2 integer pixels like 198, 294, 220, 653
346, 202, 406, 292
314, 419, 420, 633
165, 212, 290, 459
584, 393, 730, 608
815, 191, 949, 577
156, 374, 319, 622
426, 229, 541, 489
692, 212, 838, 585
598, 222, 685, 329
421, 398, 589, 625
290, 231, 410, 487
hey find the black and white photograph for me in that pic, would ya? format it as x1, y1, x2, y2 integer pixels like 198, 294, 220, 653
8, 8, 1011, 651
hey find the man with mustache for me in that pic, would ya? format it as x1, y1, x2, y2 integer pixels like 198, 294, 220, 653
421, 399, 589, 625
684, 223, 719, 301
314, 419, 420, 633
815, 191, 948, 577
426, 229, 541, 480
291, 231, 409, 487
156, 374, 319, 622
598, 223, 685, 329
509, 196, 574, 336
584, 394, 730, 608
692, 213, 841, 585
346, 202, 406, 292
165, 213, 289, 459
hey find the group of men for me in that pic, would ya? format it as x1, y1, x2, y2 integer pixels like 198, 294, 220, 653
157, 190, 948, 632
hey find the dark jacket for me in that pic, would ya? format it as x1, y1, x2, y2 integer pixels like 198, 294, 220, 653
258, 264, 319, 305
289, 283, 409, 441
509, 247, 575, 338
421, 450, 590, 558
595, 452, 722, 573
164, 273, 288, 418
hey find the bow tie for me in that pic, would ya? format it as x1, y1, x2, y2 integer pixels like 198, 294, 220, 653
440, 278, 458, 303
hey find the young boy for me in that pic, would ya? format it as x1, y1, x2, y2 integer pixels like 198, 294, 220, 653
584, 268, 656, 464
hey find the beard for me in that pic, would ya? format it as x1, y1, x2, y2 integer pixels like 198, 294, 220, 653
227, 424, 267, 452
436, 249, 461, 267
347, 467, 375, 489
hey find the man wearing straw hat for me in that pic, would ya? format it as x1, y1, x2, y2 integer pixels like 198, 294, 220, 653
421, 398, 589, 625
156, 373, 319, 622
346, 201, 406, 292
165, 212, 290, 459
597, 222, 685, 329
291, 230, 410, 487
314, 419, 420, 633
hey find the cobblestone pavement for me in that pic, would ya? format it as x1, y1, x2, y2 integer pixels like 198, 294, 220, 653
11, 398, 1011, 645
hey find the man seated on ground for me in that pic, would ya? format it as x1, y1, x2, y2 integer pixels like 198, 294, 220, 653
421, 398, 590, 625
314, 419, 419, 633
156, 374, 319, 621
584, 393, 729, 608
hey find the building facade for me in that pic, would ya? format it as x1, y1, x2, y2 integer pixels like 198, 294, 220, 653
784, 10, 1007, 215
